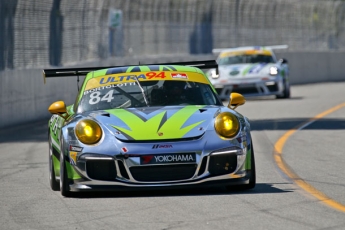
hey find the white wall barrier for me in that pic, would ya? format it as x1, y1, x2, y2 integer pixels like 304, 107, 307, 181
1, 52, 345, 129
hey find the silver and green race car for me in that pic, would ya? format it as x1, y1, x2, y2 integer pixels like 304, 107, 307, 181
207, 45, 290, 100
45, 60, 255, 197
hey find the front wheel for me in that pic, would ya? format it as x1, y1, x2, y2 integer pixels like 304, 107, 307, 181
276, 80, 290, 99
48, 135, 60, 191
60, 152, 71, 197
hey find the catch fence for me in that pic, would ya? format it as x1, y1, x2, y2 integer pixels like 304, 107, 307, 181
1, 0, 345, 70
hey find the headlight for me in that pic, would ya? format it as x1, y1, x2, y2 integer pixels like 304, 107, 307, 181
214, 112, 240, 139
75, 119, 102, 144
209, 69, 219, 79
269, 66, 279, 75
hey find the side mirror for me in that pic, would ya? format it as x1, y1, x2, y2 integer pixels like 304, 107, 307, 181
48, 101, 69, 119
228, 93, 245, 110
279, 58, 288, 64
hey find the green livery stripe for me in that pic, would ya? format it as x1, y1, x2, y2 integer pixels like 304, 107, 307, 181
126, 66, 135, 73
65, 161, 82, 180
139, 66, 151, 72
242, 64, 254, 76
52, 155, 60, 177
107, 106, 206, 140
245, 145, 252, 170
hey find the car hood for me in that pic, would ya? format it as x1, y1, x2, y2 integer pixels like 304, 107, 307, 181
88, 105, 222, 141
218, 63, 276, 79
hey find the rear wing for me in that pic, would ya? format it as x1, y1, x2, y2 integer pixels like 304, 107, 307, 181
43, 60, 218, 83
212, 45, 289, 55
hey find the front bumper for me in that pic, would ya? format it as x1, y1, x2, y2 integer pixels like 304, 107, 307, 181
67, 146, 252, 192
213, 78, 284, 100
69, 173, 252, 192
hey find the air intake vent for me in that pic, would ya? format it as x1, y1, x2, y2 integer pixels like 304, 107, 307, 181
86, 160, 116, 181
130, 164, 197, 182
117, 160, 130, 180
209, 153, 237, 176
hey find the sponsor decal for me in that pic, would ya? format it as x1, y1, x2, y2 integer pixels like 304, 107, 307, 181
69, 151, 78, 165
85, 72, 209, 90
140, 153, 196, 165
49, 115, 62, 136
84, 82, 136, 95
229, 70, 240, 76
122, 147, 128, 153
152, 144, 173, 149
98, 72, 166, 85
69, 145, 83, 152
248, 63, 267, 74
171, 73, 188, 79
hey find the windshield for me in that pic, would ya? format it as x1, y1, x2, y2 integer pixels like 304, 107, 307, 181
77, 80, 222, 113
218, 54, 275, 65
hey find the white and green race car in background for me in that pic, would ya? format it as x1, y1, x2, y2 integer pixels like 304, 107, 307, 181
45, 60, 255, 197
207, 45, 290, 100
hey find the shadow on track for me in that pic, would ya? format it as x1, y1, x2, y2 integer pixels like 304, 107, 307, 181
59, 183, 294, 199
249, 118, 345, 131
0, 119, 48, 143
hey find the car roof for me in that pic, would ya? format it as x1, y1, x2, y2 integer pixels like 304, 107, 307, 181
218, 46, 274, 58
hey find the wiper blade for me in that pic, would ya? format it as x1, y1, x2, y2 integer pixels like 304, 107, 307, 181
133, 76, 149, 106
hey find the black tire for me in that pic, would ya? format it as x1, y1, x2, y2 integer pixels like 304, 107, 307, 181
226, 143, 256, 191
48, 135, 60, 191
60, 150, 72, 197
243, 143, 256, 189
276, 80, 290, 99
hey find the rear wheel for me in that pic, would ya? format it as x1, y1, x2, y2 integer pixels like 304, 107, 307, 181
48, 135, 59, 191
60, 151, 72, 197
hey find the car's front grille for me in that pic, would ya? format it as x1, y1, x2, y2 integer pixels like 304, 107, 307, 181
232, 87, 259, 95
129, 164, 197, 182
86, 160, 117, 181
208, 153, 237, 176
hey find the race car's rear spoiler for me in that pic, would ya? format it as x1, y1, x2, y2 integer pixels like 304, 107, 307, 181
43, 60, 218, 83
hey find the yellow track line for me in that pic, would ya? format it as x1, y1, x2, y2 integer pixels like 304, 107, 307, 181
274, 102, 345, 213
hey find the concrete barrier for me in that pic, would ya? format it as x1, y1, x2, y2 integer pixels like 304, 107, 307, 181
275, 51, 345, 84
1, 52, 345, 129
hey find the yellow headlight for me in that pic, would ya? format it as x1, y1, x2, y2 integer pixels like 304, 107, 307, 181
214, 112, 240, 139
75, 119, 102, 144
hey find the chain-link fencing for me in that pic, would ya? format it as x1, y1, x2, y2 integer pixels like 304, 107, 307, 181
1, 0, 345, 70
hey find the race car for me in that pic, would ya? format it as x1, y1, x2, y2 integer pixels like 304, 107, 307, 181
44, 60, 255, 197
206, 45, 290, 100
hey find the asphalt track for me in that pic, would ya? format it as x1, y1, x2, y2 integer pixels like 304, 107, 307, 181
1, 81, 345, 230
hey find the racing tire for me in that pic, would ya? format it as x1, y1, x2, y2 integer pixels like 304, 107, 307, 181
226, 143, 256, 191
60, 151, 72, 197
49, 135, 60, 191
276, 80, 290, 99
